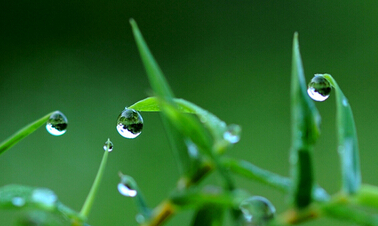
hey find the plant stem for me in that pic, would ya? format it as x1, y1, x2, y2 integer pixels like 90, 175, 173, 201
0, 111, 56, 156
79, 139, 110, 219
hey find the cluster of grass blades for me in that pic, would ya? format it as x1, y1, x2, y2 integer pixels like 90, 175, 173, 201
1, 19, 378, 226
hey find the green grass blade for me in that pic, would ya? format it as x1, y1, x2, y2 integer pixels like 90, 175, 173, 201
322, 73, 361, 194
129, 19, 174, 100
290, 33, 320, 208
0, 111, 57, 157
130, 19, 192, 173
221, 157, 291, 192
129, 97, 230, 150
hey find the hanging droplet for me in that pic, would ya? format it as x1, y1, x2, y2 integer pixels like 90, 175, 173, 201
103, 139, 114, 152
46, 111, 68, 136
116, 108, 143, 139
117, 182, 137, 197
223, 124, 241, 144
307, 74, 332, 101
239, 196, 275, 225
12, 197, 25, 207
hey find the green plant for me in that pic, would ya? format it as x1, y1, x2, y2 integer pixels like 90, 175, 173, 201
1, 19, 378, 226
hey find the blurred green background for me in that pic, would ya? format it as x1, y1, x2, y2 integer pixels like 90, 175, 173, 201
1, 1, 378, 225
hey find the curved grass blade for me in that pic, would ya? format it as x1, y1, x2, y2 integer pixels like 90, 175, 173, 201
0, 184, 83, 223
0, 111, 58, 157
290, 33, 320, 208
321, 73, 361, 194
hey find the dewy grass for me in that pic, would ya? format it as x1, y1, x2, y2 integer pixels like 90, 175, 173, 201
1, 20, 378, 226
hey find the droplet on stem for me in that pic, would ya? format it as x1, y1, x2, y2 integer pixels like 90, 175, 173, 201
46, 111, 68, 136
117, 183, 137, 197
103, 139, 114, 152
223, 124, 241, 144
12, 197, 25, 207
116, 108, 143, 139
307, 74, 332, 101
239, 196, 275, 225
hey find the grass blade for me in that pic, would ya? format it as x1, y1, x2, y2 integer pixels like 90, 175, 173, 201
290, 33, 320, 208
321, 73, 361, 194
0, 111, 57, 157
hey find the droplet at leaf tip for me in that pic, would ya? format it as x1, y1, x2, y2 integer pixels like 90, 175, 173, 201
116, 108, 143, 139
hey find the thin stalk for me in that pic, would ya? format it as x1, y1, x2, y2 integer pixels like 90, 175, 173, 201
0, 111, 56, 156
80, 139, 110, 218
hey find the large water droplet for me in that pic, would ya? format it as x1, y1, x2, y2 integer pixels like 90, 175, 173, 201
223, 124, 241, 144
46, 111, 68, 136
103, 139, 114, 152
116, 108, 143, 139
307, 74, 331, 101
12, 197, 25, 207
117, 182, 137, 197
31, 188, 57, 208
239, 196, 275, 225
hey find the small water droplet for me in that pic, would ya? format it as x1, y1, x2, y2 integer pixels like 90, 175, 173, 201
135, 214, 146, 224
31, 188, 57, 207
103, 139, 114, 152
239, 196, 275, 225
12, 197, 25, 207
117, 182, 137, 197
223, 124, 241, 144
307, 74, 331, 101
116, 108, 143, 139
342, 98, 348, 107
46, 111, 68, 136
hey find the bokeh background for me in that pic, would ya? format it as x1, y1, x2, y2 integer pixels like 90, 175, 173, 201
1, 1, 378, 225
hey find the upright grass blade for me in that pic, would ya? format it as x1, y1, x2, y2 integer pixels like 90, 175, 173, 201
290, 33, 320, 208
320, 73, 361, 194
0, 111, 57, 156
129, 19, 191, 174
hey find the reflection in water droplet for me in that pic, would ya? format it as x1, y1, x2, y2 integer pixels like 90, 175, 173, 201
117, 183, 137, 197
116, 108, 143, 139
307, 74, 331, 101
12, 197, 25, 207
223, 124, 241, 144
31, 189, 57, 207
239, 196, 275, 225
46, 111, 68, 136
103, 139, 114, 152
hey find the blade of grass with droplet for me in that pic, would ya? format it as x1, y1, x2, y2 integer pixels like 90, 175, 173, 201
321, 73, 361, 194
129, 97, 228, 150
0, 111, 57, 157
290, 33, 320, 208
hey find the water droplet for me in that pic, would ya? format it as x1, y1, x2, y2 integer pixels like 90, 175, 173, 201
307, 74, 331, 101
46, 111, 68, 136
116, 108, 143, 139
342, 98, 348, 107
239, 196, 275, 225
31, 188, 57, 207
103, 139, 114, 152
117, 182, 137, 197
12, 197, 25, 207
223, 124, 241, 144
135, 214, 146, 224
